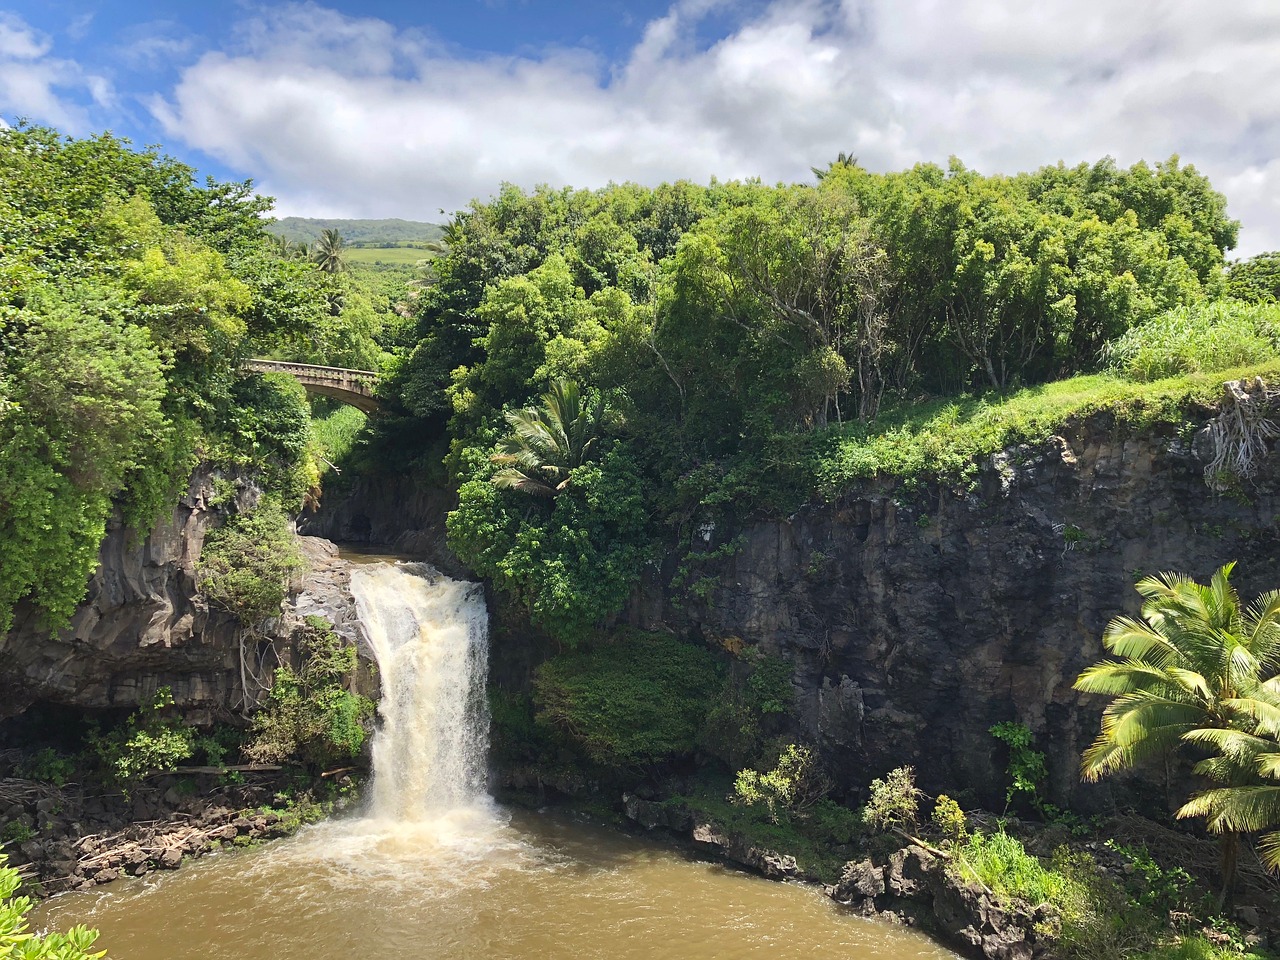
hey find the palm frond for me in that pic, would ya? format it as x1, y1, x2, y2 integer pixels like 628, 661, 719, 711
1177, 784, 1280, 834
1259, 830, 1280, 872
1074, 660, 1190, 696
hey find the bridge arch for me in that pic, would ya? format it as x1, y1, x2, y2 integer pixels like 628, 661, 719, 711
243, 359, 381, 414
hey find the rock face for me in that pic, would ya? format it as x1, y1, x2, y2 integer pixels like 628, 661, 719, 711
631, 415, 1280, 810
831, 849, 1056, 960
0, 471, 371, 723
0, 470, 257, 722
298, 472, 464, 576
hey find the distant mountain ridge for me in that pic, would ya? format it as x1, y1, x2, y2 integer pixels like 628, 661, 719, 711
266, 217, 446, 246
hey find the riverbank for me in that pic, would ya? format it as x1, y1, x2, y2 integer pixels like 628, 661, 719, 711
611, 789, 1278, 960
2, 766, 358, 897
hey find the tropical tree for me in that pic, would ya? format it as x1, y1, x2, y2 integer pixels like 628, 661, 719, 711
1075, 563, 1280, 905
489, 379, 606, 497
310, 228, 348, 274
1179, 692, 1280, 874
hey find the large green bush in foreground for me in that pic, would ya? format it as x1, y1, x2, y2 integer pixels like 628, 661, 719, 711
0, 855, 103, 959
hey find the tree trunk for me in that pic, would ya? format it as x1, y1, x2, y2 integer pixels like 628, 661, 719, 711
1217, 831, 1240, 912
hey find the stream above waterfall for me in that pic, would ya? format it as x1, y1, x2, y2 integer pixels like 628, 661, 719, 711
33, 559, 958, 960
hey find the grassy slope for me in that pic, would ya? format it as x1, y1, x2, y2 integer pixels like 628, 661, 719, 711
810, 360, 1280, 497
267, 217, 445, 245
344, 246, 431, 266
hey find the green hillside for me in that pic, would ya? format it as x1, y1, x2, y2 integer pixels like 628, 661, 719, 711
267, 216, 445, 246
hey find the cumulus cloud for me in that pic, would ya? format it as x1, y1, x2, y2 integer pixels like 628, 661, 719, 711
0, 12, 112, 131
152, 0, 1280, 255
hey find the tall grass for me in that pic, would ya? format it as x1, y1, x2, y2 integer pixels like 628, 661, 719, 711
954, 830, 1070, 905
1105, 300, 1280, 382
311, 406, 367, 473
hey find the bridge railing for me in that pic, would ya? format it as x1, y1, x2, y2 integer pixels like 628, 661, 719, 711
244, 359, 379, 385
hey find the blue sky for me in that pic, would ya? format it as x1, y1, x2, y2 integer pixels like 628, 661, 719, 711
2, 1, 1279, 256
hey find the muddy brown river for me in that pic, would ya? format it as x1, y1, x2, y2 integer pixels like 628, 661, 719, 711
34, 806, 958, 960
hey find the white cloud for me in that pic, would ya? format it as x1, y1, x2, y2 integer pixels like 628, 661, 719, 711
153, 0, 1280, 255
0, 12, 112, 131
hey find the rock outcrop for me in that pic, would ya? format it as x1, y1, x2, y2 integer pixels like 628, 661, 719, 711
0, 472, 371, 724
830, 849, 1055, 960
0, 470, 257, 722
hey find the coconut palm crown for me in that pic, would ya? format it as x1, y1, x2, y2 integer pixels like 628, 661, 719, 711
1076, 563, 1280, 781
489, 379, 608, 497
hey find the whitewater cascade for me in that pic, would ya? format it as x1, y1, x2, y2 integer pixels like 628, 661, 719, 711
350, 562, 490, 821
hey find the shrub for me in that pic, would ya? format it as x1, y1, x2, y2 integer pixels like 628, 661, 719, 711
245, 617, 374, 769
89, 687, 194, 790
1105, 301, 1280, 382
198, 500, 305, 624
990, 720, 1049, 814
932, 794, 968, 843
808, 798, 864, 845
532, 630, 720, 768
16, 748, 75, 787
865, 766, 923, 832
447, 446, 651, 647
699, 652, 793, 769
734, 743, 829, 822
1, 854, 104, 959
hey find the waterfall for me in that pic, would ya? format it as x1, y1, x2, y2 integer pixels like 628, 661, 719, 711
350, 562, 490, 821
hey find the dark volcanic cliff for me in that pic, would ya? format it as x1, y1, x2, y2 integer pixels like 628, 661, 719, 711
633, 416, 1280, 810
6, 404, 1279, 814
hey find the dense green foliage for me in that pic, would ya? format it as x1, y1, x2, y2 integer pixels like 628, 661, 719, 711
365, 153, 1250, 645
0, 124, 376, 635
245, 617, 374, 770
197, 501, 305, 625
949, 827, 1273, 960
532, 631, 719, 767
1227, 252, 1280, 304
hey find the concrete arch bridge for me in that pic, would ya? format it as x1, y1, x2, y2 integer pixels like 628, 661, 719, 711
244, 359, 380, 414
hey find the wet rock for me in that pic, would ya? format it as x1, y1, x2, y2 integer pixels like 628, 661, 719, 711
157, 847, 183, 870
829, 859, 885, 902
692, 821, 728, 848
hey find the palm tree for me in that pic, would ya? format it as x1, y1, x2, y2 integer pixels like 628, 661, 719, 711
1075, 563, 1280, 905
490, 380, 607, 497
269, 233, 305, 259
1179, 683, 1280, 875
310, 228, 348, 274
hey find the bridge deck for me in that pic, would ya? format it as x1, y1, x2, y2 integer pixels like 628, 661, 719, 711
244, 359, 381, 413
